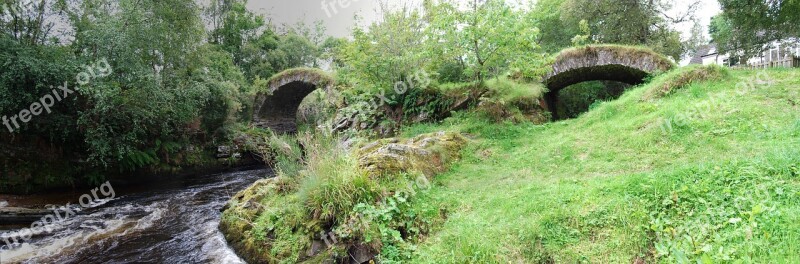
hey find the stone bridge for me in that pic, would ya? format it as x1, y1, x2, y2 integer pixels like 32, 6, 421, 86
252, 68, 335, 133
253, 47, 675, 131
542, 45, 675, 119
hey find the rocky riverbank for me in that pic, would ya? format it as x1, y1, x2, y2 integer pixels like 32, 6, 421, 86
219, 131, 467, 263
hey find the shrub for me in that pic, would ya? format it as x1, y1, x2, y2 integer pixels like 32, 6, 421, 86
475, 77, 549, 123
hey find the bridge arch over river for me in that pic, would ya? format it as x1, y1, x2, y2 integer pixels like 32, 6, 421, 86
252, 68, 335, 133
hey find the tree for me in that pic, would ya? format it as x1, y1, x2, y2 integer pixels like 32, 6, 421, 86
205, 0, 265, 66
336, 4, 430, 89
426, 0, 541, 81
319, 36, 348, 69
529, 0, 580, 53
715, 0, 800, 57
560, 0, 700, 59
685, 20, 709, 56
709, 14, 735, 53
1, 0, 62, 45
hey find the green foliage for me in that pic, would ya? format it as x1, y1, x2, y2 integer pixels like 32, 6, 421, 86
529, 0, 580, 53
709, 14, 735, 55
716, 0, 800, 57
206, 0, 266, 63
436, 61, 469, 83
204, 0, 322, 83
71, 0, 214, 168
268, 132, 305, 177
221, 131, 467, 263
560, 0, 695, 59
570, 20, 592, 47
351, 182, 441, 263
336, 6, 429, 90
485, 77, 545, 104
467, 77, 549, 124
0, 35, 80, 141
427, 0, 542, 81
634, 155, 800, 262
1, 0, 325, 188
558, 81, 628, 119
222, 133, 383, 262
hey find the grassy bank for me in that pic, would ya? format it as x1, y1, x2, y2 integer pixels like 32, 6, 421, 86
220, 131, 468, 263
398, 68, 800, 262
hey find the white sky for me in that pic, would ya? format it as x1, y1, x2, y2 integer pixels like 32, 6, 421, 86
249, 0, 721, 41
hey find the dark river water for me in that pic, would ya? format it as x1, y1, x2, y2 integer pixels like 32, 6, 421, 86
0, 169, 269, 264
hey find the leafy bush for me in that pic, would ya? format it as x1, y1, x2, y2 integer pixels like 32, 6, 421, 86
475, 77, 549, 123
557, 81, 629, 119
437, 61, 468, 83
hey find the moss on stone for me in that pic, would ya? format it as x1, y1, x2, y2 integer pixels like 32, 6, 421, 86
220, 132, 468, 263
357, 132, 467, 178
264, 68, 336, 94
544, 45, 676, 92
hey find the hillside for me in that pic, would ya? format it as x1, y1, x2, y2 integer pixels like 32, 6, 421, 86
398, 68, 800, 262
218, 68, 800, 263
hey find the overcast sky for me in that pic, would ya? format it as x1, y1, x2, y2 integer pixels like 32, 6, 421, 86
249, 0, 721, 40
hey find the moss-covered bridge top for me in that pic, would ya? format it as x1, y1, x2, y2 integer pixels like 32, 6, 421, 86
543, 45, 676, 92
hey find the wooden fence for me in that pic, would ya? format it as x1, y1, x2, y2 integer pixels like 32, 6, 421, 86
732, 57, 800, 69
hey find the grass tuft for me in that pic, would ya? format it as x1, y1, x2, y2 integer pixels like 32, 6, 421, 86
642, 65, 730, 100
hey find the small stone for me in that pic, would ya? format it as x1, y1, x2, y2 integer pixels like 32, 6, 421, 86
307, 240, 326, 257
348, 244, 376, 264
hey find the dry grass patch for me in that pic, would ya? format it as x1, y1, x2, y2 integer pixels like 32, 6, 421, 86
641, 65, 729, 100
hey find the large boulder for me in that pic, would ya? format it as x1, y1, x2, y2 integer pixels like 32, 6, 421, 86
357, 132, 467, 178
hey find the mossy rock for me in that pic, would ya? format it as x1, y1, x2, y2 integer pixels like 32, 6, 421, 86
220, 132, 468, 263
219, 177, 291, 263
357, 131, 467, 178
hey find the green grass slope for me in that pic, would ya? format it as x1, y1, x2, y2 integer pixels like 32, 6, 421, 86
400, 68, 800, 263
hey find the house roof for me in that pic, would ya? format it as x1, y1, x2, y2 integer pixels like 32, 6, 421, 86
690, 44, 716, 64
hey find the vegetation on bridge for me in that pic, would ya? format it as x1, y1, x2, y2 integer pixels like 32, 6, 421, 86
260, 68, 336, 94
544, 45, 676, 89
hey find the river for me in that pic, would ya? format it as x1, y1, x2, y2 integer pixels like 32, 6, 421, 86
0, 168, 269, 264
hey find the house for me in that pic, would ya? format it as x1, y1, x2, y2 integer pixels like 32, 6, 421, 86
691, 44, 732, 66
691, 39, 800, 68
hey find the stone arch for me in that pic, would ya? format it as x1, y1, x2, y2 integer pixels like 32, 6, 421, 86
252, 68, 335, 133
541, 45, 675, 119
